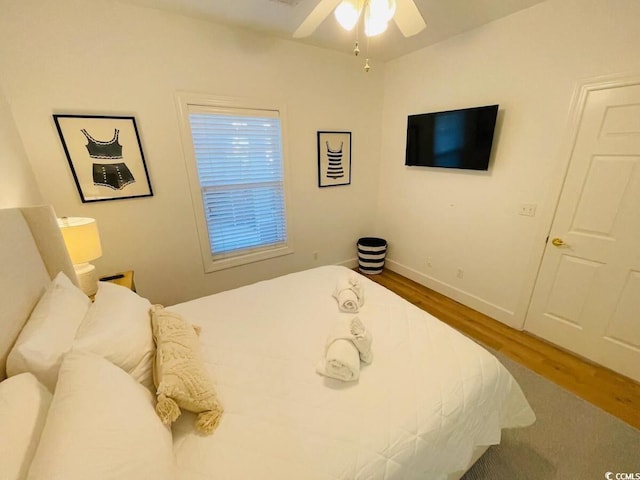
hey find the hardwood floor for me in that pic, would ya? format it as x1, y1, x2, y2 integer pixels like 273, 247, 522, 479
365, 268, 640, 430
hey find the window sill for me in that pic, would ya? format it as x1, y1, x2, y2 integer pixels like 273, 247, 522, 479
203, 244, 294, 273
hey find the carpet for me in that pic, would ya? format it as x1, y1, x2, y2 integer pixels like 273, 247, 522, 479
462, 351, 640, 480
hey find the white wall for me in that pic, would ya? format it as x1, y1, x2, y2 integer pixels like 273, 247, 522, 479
0, 0, 384, 305
5, 0, 639, 326
377, 0, 640, 328
0, 84, 42, 208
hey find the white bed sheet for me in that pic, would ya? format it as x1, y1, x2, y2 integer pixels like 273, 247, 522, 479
169, 266, 535, 480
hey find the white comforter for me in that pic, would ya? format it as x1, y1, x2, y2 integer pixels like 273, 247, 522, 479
169, 266, 535, 480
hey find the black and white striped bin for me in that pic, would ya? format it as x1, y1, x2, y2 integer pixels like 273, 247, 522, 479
357, 237, 387, 275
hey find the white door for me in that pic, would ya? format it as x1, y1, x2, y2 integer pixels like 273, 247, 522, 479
525, 80, 640, 382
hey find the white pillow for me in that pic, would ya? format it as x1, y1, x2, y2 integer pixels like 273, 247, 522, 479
0, 373, 53, 480
6, 272, 91, 391
26, 350, 175, 480
74, 281, 154, 390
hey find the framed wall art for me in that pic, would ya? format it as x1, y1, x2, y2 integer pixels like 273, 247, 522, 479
317, 131, 351, 187
53, 114, 153, 203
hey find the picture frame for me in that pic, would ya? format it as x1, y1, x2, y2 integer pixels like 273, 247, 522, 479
317, 131, 351, 187
53, 114, 153, 203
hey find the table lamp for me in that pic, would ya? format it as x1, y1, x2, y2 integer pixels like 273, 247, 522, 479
57, 217, 103, 296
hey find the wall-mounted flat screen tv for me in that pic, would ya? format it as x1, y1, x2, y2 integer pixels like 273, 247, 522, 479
405, 104, 499, 170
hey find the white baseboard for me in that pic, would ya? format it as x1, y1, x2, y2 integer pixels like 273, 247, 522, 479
337, 257, 358, 269
384, 258, 522, 330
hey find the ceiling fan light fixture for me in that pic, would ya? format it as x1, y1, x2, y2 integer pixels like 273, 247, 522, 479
368, 0, 396, 23
364, 2, 389, 37
364, 17, 388, 36
334, 0, 362, 31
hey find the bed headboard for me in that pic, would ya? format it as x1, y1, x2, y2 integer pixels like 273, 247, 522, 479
0, 205, 76, 379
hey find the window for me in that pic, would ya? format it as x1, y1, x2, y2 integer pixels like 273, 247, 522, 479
177, 94, 292, 272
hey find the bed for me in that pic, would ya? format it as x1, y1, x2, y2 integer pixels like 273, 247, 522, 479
0, 205, 535, 480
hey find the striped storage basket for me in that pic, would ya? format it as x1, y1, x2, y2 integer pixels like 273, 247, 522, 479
357, 237, 387, 275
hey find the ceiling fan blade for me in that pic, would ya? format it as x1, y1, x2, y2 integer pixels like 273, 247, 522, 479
393, 0, 426, 37
293, 0, 343, 38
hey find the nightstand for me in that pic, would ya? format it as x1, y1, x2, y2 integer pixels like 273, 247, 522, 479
99, 270, 136, 292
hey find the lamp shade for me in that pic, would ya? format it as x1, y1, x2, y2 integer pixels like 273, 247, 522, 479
57, 217, 103, 264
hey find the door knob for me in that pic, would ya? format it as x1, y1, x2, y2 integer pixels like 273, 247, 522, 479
551, 237, 568, 247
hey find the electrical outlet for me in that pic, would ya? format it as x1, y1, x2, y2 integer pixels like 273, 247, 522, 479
313, 251, 318, 261
457, 268, 464, 279
518, 203, 537, 217
426, 257, 433, 268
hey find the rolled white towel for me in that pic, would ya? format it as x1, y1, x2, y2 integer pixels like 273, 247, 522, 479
348, 275, 364, 307
351, 317, 373, 364
327, 317, 373, 365
335, 289, 359, 313
316, 339, 360, 381
332, 274, 365, 312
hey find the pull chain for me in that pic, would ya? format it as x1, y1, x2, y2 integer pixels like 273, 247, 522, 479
364, 30, 371, 72
354, 2, 361, 57
350, 0, 372, 72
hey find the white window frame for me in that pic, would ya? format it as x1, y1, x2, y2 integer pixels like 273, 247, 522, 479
176, 92, 294, 273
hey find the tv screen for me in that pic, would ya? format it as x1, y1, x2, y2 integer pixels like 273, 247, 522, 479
405, 104, 499, 170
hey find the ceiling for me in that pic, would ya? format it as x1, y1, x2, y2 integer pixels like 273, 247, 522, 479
115, 0, 548, 61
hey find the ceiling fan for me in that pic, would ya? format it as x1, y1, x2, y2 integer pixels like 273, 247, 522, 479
293, 0, 426, 39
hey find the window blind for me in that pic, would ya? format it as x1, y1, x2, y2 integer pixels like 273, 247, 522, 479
188, 108, 287, 257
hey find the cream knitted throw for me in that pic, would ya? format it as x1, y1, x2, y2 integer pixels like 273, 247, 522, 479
150, 305, 223, 435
